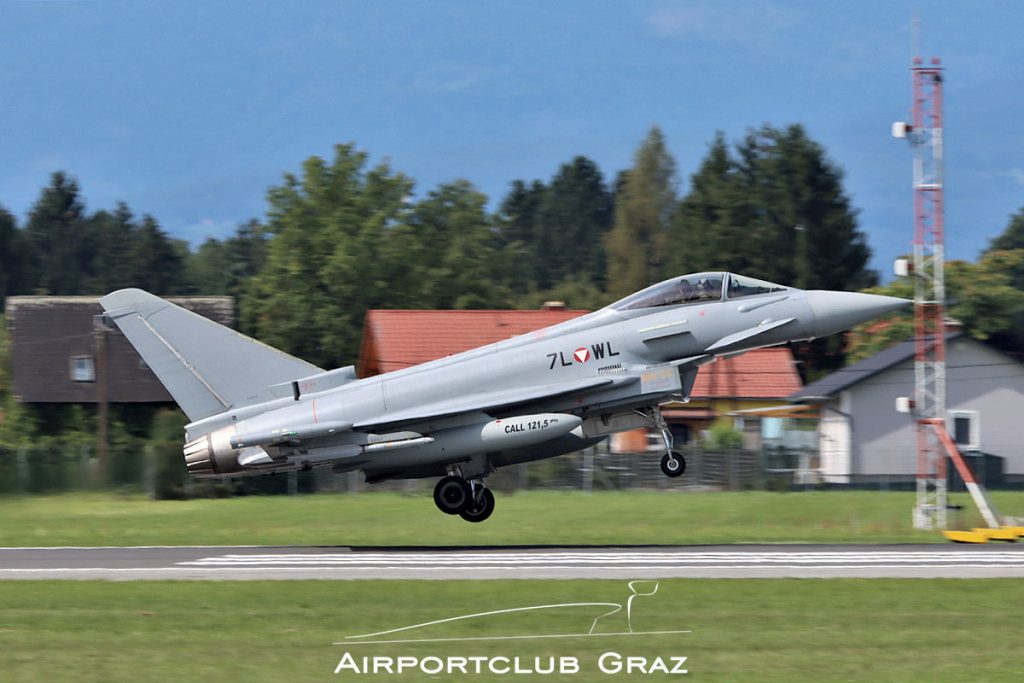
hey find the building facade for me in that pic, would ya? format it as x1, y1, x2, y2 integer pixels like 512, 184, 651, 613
790, 336, 1024, 485
6, 295, 233, 404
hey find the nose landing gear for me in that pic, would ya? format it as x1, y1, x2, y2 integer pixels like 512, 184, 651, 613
660, 451, 686, 478
640, 407, 687, 479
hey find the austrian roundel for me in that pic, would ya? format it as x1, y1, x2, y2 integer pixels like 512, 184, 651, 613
573, 347, 590, 363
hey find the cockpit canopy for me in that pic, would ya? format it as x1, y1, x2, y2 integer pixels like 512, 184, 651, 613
611, 272, 788, 311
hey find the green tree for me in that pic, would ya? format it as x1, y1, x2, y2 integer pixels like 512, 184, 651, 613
25, 171, 90, 294
987, 206, 1024, 252
535, 156, 613, 289
129, 215, 187, 295
0, 207, 28, 305
605, 126, 678, 299
244, 144, 416, 368
670, 133, 747, 275
497, 157, 614, 295
495, 179, 546, 295
187, 238, 229, 294
410, 180, 509, 309
497, 179, 545, 248
187, 220, 268, 298
984, 206, 1024, 292
673, 125, 875, 291
88, 203, 139, 293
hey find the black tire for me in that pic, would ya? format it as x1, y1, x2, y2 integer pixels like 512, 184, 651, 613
433, 475, 472, 514
460, 487, 495, 523
661, 452, 686, 478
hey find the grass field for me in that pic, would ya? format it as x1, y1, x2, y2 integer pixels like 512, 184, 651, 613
1, 578, 1021, 682
1, 490, 1023, 546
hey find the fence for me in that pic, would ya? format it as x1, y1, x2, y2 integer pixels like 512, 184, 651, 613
3, 441, 1014, 497
0, 439, 793, 496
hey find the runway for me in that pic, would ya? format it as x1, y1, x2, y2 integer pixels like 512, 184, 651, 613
2, 544, 1024, 580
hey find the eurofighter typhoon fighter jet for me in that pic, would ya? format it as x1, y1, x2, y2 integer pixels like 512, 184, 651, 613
100, 273, 906, 522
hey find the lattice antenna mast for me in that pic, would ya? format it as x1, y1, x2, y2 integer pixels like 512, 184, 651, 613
911, 56, 947, 530
895, 56, 1004, 532
894, 56, 947, 529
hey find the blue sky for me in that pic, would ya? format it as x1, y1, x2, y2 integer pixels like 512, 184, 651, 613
1, 1, 1022, 279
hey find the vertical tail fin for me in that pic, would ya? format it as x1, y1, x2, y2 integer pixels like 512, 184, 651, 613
100, 289, 322, 421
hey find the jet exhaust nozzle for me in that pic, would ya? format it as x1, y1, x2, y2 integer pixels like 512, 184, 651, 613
183, 425, 252, 476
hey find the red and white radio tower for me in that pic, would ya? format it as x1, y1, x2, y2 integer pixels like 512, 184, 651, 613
909, 56, 947, 530
894, 57, 1000, 531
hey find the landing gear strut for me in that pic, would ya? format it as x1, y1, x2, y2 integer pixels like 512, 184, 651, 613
642, 407, 687, 479
433, 471, 496, 522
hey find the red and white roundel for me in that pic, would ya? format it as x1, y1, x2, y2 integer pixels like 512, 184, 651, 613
574, 347, 590, 363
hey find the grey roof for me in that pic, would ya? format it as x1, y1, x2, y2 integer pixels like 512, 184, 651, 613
790, 334, 960, 401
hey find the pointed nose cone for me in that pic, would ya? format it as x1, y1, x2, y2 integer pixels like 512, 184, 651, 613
805, 291, 911, 339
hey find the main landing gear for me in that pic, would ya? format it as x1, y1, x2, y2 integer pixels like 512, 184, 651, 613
433, 473, 495, 523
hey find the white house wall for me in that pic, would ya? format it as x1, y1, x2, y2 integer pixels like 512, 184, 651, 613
819, 397, 851, 483
849, 339, 1024, 477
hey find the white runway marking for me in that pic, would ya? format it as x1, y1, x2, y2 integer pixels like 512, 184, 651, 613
4, 545, 1024, 579
0, 545, 265, 551
179, 551, 1024, 567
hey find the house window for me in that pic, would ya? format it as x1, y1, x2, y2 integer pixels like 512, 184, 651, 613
70, 356, 95, 383
761, 417, 784, 440
948, 410, 980, 451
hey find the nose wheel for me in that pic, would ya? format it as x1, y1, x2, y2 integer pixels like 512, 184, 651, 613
642, 407, 687, 479
661, 451, 686, 478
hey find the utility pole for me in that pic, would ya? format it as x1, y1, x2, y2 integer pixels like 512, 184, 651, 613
94, 314, 111, 484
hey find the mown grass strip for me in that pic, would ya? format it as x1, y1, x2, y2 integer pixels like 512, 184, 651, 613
2, 490, 1022, 547
1, 578, 1021, 682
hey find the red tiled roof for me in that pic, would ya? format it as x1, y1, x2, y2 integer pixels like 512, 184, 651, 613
359, 309, 802, 399
359, 309, 589, 375
692, 347, 802, 399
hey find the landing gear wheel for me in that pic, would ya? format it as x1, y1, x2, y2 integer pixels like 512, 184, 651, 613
459, 487, 495, 523
661, 452, 686, 478
433, 475, 472, 514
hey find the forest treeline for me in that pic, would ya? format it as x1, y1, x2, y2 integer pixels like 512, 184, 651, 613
2, 124, 1023, 373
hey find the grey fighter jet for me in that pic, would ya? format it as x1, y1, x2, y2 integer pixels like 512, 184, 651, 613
100, 273, 906, 522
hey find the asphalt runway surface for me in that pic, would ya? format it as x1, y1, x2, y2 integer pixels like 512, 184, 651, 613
2, 544, 1024, 580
